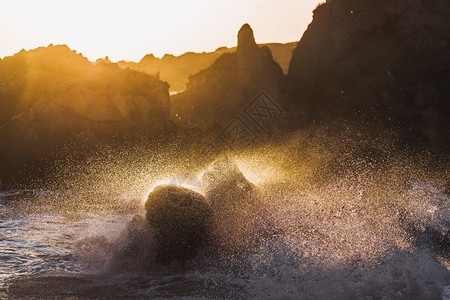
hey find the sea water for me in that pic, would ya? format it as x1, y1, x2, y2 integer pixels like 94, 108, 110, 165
1, 179, 448, 299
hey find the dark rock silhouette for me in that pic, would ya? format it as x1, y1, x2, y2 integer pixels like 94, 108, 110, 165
118, 42, 296, 92
171, 24, 285, 128
145, 185, 212, 263
144, 160, 271, 262
287, 0, 450, 143
237, 23, 259, 54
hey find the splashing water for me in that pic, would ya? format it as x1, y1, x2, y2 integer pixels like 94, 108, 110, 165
1, 128, 449, 299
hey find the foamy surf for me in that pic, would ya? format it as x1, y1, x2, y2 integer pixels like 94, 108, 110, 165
1, 138, 449, 299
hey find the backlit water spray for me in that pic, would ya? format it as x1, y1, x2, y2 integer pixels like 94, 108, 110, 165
1, 127, 449, 299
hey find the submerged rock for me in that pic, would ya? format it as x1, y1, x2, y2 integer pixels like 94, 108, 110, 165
145, 185, 212, 263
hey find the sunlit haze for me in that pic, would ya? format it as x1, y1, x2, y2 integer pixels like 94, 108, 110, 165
0, 0, 322, 62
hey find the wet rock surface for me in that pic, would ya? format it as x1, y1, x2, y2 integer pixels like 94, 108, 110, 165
144, 159, 274, 261
201, 158, 273, 255
145, 185, 212, 263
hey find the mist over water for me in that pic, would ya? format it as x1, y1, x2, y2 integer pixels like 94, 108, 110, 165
1, 126, 449, 299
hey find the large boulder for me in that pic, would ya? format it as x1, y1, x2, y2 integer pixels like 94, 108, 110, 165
145, 160, 273, 259
145, 185, 212, 263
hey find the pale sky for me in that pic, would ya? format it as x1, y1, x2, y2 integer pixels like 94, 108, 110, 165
0, 0, 322, 62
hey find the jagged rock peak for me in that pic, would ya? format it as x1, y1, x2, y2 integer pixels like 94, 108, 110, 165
237, 23, 258, 52
140, 53, 156, 63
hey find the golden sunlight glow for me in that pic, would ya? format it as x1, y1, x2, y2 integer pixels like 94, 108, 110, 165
0, 0, 323, 62
144, 175, 203, 204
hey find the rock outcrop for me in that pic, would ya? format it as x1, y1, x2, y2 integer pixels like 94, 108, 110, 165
0, 45, 170, 184
118, 42, 296, 92
287, 0, 450, 143
171, 24, 285, 128
0, 45, 93, 126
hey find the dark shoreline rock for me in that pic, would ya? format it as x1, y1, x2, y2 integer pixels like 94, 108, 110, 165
287, 0, 450, 144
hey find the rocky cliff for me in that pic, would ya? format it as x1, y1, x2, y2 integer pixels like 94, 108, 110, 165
287, 0, 450, 143
171, 24, 285, 128
118, 42, 296, 92
0, 45, 93, 126
0, 45, 170, 184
